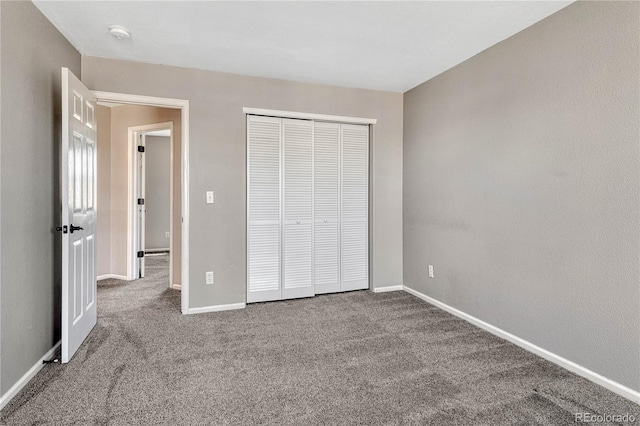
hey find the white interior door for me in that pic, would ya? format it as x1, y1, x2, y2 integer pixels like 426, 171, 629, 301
247, 116, 282, 303
282, 118, 314, 300
340, 124, 369, 291
314, 122, 340, 294
136, 133, 146, 278
61, 68, 97, 363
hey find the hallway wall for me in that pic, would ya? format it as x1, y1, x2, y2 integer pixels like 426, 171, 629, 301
96, 105, 112, 277
145, 136, 171, 251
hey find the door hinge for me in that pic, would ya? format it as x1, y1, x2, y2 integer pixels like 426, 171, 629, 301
137, 146, 145, 153
137, 251, 145, 258
138, 198, 145, 205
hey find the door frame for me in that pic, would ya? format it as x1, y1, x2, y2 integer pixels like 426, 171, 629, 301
94, 91, 190, 314
128, 122, 174, 284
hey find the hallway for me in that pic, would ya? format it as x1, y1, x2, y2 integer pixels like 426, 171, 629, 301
99, 254, 178, 315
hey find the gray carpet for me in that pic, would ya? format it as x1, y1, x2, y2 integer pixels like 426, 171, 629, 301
1, 255, 638, 425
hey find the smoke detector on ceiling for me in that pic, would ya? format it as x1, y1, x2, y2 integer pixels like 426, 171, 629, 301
109, 25, 131, 40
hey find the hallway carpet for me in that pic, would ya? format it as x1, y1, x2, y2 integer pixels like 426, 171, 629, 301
1, 255, 638, 425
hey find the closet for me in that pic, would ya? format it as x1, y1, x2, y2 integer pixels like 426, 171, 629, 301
247, 114, 369, 303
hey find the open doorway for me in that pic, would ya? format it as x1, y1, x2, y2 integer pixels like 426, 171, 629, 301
130, 124, 174, 282
94, 92, 189, 314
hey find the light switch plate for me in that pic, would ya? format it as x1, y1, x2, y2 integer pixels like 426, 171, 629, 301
206, 271, 214, 285
428, 265, 434, 278
206, 191, 214, 204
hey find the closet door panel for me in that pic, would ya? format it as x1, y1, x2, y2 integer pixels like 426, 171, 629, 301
341, 124, 369, 291
314, 122, 340, 294
284, 223, 314, 298
247, 116, 282, 303
282, 119, 314, 299
314, 222, 339, 294
341, 221, 368, 286
248, 224, 280, 295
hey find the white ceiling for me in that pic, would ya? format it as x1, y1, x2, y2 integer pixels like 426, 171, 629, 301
34, 1, 572, 93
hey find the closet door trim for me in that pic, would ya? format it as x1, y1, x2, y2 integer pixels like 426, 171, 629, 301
243, 107, 377, 125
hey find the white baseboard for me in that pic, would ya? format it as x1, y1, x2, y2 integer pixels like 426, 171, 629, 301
0, 341, 61, 412
186, 303, 245, 315
97, 274, 128, 281
402, 285, 640, 405
372, 285, 404, 293
172, 283, 182, 290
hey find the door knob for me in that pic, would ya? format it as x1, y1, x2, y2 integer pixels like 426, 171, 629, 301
69, 224, 84, 233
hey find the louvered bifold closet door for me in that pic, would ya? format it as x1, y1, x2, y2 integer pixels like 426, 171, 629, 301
282, 118, 315, 299
340, 124, 369, 291
314, 122, 340, 294
247, 115, 282, 303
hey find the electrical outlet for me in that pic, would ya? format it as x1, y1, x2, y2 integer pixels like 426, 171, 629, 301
165, 231, 170, 239
206, 191, 215, 204
428, 265, 434, 278
206, 271, 214, 285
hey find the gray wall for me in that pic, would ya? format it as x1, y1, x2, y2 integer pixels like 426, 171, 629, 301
403, 1, 640, 391
145, 136, 171, 250
82, 57, 404, 308
96, 105, 112, 276
0, 1, 80, 394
